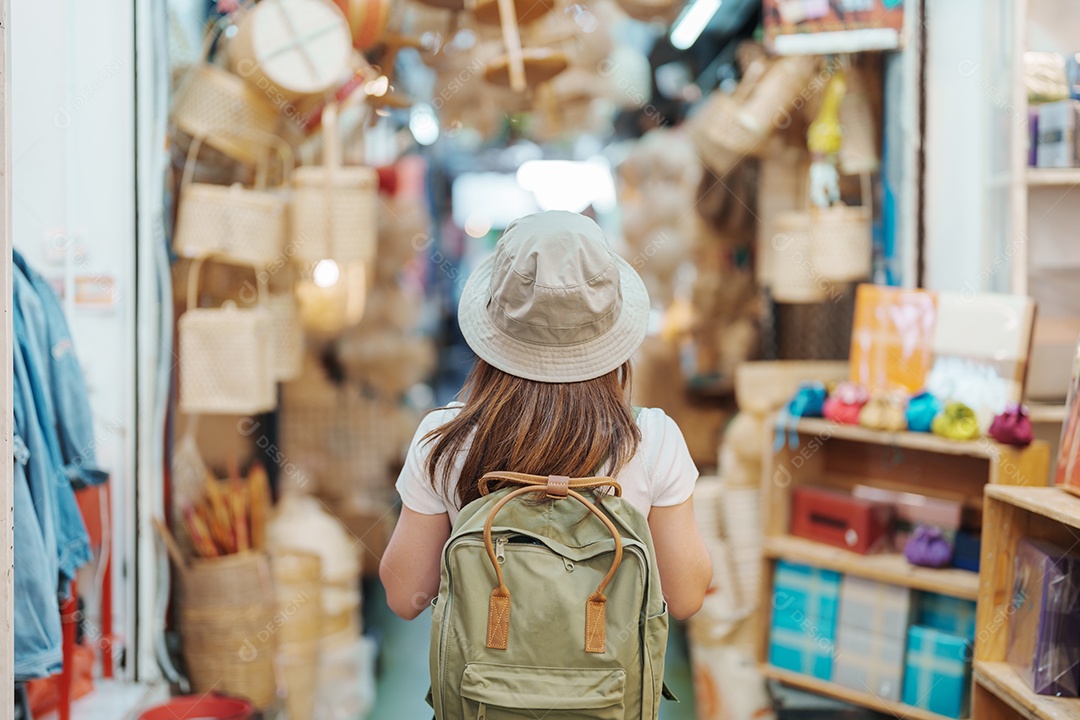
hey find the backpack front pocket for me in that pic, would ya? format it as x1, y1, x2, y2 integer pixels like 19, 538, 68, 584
460, 663, 626, 719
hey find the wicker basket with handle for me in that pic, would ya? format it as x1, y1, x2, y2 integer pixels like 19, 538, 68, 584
292, 104, 378, 266
170, 21, 281, 165
808, 172, 873, 283
178, 257, 276, 415
770, 210, 828, 304
173, 135, 293, 267
179, 552, 279, 709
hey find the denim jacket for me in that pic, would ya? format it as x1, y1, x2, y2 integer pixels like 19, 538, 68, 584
13, 251, 107, 489
12, 258, 93, 678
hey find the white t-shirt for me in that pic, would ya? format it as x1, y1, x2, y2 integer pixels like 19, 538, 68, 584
394, 404, 699, 524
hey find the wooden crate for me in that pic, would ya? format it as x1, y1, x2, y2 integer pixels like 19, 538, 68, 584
972, 486, 1080, 720
756, 417, 1052, 720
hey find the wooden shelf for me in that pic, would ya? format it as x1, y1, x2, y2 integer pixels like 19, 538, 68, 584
983, 486, 1080, 530
763, 535, 980, 600
1027, 403, 1067, 424
1027, 168, 1080, 187
974, 662, 1080, 720
794, 417, 1004, 459
760, 664, 953, 720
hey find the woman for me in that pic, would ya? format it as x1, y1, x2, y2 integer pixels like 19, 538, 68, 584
380, 210, 712, 621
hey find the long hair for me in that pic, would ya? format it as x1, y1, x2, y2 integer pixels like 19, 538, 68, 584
424, 359, 641, 509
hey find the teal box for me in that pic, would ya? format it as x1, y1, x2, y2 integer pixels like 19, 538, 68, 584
916, 592, 977, 640
768, 561, 841, 680
902, 625, 972, 719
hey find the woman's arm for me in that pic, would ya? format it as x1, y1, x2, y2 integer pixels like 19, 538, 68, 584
379, 506, 452, 620
648, 497, 712, 620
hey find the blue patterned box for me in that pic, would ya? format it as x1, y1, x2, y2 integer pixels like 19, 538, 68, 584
902, 625, 972, 719
768, 561, 841, 680
916, 592, 977, 640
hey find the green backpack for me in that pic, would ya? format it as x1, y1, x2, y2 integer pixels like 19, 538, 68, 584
428, 471, 673, 719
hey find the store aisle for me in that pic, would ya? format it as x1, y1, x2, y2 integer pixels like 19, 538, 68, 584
364, 580, 697, 719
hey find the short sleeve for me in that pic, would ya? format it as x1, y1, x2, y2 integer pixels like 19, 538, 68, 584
394, 409, 454, 515
640, 409, 699, 507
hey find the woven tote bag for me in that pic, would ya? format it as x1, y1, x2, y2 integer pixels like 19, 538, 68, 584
770, 210, 828, 304
293, 104, 378, 266
808, 172, 873, 283
169, 20, 281, 165
178, 257, 276, 415
173, 135, 293, 267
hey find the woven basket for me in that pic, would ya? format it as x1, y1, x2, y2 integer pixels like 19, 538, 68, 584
170, 24, 280, 165
265, 293, 304, 381
279, 380, 394, 500
293, 105, 378, 265
178, 258, 276, 415
808, 173, 873, 283
272, 551, 322, 720
230, 0, 353, 101
770, 211, 828, 304
173, 136, 292, 267
180, 553, 278, 709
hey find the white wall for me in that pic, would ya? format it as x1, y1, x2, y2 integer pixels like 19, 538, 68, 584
11, 0, 138, 680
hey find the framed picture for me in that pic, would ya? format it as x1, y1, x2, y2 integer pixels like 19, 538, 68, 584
1054, 336, 1080, 496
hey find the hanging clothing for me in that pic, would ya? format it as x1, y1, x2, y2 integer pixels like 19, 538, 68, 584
12, 251, 96, 680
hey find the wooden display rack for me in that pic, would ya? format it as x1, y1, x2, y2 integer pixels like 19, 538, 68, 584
757, 416, 1051, 720
973, 486, 1080, 719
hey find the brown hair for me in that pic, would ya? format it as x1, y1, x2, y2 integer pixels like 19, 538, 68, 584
424, 359, 641, 509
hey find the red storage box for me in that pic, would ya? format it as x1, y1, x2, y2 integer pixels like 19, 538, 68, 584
791, 486, 894, 554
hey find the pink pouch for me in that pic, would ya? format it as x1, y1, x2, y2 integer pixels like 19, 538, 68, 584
823, 382, 869, 425
988, 403, 1034, 447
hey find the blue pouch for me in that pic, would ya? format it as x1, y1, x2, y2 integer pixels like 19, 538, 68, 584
774, 381, 827, 450
906, 390, 940, 433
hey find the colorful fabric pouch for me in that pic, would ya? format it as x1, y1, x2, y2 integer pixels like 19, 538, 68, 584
906, 391, 940, 433
823, 382, 869, 426
859, 391, 909, 432
904, 525, 955, 568
774, 381, 827, 450
988, 403, 1034, 447
931, 401, 980, 441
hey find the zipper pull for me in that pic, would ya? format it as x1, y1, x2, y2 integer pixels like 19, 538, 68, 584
495, 537, 507, 564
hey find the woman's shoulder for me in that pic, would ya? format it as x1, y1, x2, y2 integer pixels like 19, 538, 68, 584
414, 401, 465, 438
634, 406, 679, 434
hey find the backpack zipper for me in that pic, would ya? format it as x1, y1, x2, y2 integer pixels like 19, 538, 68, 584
495, 536, 507, 564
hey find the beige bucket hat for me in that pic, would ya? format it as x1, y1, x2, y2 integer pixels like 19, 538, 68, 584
458, 211, 650, 383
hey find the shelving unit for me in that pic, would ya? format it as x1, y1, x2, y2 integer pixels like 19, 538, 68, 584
973, 486, 1080, 719
757, 417, 1051, 719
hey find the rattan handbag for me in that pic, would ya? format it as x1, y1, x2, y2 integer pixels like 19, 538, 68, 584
169, 21, 281, 165
770, 210, 828, 304
293, 104, 378, 266
808, 172, 873, 283
173, 135, 293, 267
178, 257, 276, 415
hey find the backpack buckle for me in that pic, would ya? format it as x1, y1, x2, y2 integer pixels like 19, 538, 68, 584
546, 475, 569, 499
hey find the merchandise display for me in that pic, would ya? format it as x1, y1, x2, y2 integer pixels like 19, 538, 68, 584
12, 3, 1080, 720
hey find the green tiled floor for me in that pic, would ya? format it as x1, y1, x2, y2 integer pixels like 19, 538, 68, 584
363, 580, 696, 719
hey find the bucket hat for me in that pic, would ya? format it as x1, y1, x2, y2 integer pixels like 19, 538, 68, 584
458, 211, 650, 383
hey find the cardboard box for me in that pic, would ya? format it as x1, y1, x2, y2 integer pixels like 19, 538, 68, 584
915, 592, 977, 641
833, 624, 907, 700
768, 561, 841, 680
902, 625, 972, 719
851, 485, 963, 546
791, 486, 893, 554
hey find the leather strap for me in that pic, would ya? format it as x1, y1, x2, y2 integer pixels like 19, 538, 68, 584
478, 471, 623, 498
482, 484, 622, 653
545, 475, 569, 498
